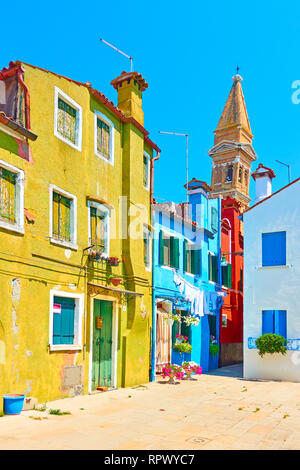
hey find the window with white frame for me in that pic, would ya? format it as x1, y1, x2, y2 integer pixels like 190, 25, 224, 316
143, 152, 150, 190
0, 160, 24, 234
49, 290, 84, 351
143, 225, 151, 270
54, 87, 82, 151
88, 201, 110, 257
50, 185, 77, 249
94, 111, 114, 164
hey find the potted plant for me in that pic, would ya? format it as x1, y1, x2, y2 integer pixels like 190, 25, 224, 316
108, 257, 120, 266
209, 335, 219, 356
255, 334, 287, 358
109, 275, 122, 287
173, 334, 192, 354
161, 364, 184, 384
182, 361, 203, 380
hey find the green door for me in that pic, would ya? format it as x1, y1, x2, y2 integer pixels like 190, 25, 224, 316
92, 300, 113, 390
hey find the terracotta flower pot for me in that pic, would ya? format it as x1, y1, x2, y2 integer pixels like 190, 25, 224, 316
110, 278, 121, 286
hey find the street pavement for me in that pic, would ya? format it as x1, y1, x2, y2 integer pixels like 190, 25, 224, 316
0, 364, 300, 450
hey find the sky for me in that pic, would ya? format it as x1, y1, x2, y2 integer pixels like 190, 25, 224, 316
2, 0, 300, 204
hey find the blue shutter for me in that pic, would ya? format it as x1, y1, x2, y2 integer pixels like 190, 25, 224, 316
262, 232, 286, 266
275, 310, 287, 339
53, 296, 75, 345
262, 310, 274, 334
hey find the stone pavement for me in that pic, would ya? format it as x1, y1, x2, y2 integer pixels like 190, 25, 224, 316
1, 364, 300, 450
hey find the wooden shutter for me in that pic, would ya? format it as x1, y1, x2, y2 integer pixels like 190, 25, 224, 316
275, 310, 287, 339
59, 195, 71, 241
183, 239, 188, 272
222, 264, 232, 288
262, 232, 286, 266
170, 237, 179, 269
52, 192, 60, 238
0, 168, 16, 223
210, 254, 218, 283
191, 246, 201, 276
262, 310, 274, 335
159, 230, 165, 265
53, 296, 75, 345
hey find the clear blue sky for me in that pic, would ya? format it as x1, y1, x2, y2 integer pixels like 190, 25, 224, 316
2, 0, 300, 204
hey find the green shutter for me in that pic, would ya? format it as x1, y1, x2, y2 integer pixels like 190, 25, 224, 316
210, 254, 218, 283
191, 246, 201, 276
222, 264, 232, 288
183, 239, 188, 272
170, 237, 179, 268
159, 230, 164, 265
53, 296, 75, 345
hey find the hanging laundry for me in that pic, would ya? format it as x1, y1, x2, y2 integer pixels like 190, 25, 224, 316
173, 271, 204, 317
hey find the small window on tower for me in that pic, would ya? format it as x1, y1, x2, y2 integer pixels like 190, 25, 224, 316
226, 165, 233, 182
239, 167, 243, 184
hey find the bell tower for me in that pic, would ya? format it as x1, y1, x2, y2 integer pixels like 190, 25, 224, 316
208, 73, 257, 211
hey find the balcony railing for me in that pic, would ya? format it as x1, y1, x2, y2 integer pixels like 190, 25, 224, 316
248, 337, 300, 351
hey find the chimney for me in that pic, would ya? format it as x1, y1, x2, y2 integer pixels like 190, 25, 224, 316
184, 178, 211, 225
111, 71, 148, 126
252, 164, 276, 204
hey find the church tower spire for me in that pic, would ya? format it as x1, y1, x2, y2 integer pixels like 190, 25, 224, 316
209, 73, 257, 211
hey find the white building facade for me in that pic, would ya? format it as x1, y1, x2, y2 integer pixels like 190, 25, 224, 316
243, 176, 300, 382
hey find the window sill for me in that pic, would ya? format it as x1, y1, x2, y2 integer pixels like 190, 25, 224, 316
95, 151, 114, 166
55, 131, 81, 152
256, 265, 290, 270
49, 344, 83, 352
0, 221, 24, 235
50, 237, 78, 251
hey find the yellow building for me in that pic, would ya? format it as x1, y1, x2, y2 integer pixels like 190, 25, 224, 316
0, 61, 160, 405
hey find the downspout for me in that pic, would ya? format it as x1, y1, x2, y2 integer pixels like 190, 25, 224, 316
17, 69, 31, 130
150, 151, 160, 381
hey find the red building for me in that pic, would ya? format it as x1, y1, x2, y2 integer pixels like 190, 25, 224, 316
208, 72, 257, 366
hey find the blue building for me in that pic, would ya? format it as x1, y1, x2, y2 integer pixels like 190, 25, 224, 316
151, 179, 224, 380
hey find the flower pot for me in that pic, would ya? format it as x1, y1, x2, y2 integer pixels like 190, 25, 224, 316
3, 394, 25, 415
110, 278, 121, 286
167, 373, 177, 384
184, 370, 194, 380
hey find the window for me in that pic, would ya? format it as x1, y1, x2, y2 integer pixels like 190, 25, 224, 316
54, 87, 82, 151
172, 312, 191, 343
159, 231, 179, 268
94, 112, 114, 164
184, 240, 201, 275
0, 160, 24, 234
262, 310, 287, 338
209, 253, 218, 283
226, 165, 233, 182
238, 167, 243, 184
88, 202, 110, 257
262, 231, 286, 266
222, 314, 227, 328
143, 152, 150, 190
50, 185, 77, 249
211, 207, 218, 232
49, 291, 84, 351
222, 263, 232, 288
143, 226, 151, 270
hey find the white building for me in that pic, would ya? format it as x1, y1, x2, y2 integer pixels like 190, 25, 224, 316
244, 165, 300, 382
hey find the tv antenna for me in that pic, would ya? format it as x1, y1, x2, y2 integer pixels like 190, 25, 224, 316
100, 38, 133, 72
275, 159, 291, 184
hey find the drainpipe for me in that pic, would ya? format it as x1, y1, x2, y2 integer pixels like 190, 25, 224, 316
17, 69, 30, 130
150, 150, 160, 381
150, 151, 160, 205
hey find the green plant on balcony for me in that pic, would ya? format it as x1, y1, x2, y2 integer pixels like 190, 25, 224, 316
255, 334, 287, 358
